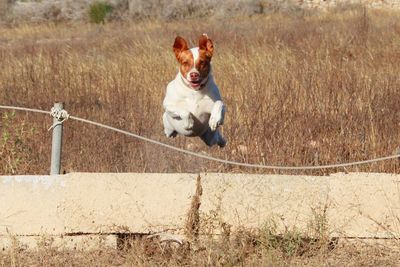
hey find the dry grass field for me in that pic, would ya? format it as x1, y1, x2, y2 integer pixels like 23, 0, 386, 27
1, 7, 400, 175
1, 6, 400, 265
1, 226, 400, 266
1, 237, 400, 266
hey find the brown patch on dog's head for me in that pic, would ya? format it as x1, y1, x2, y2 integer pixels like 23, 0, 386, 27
199, 34, 214, 59
196, 34, 214, 79
173, 36, 189, 62
173, 36, 193, 78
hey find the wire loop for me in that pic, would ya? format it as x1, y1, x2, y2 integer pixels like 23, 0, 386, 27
47, 106, 70, 131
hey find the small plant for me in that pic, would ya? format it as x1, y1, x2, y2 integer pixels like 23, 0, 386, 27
259, 219, 305, 257
88, 1, 113, 24
258, 217, 333, 257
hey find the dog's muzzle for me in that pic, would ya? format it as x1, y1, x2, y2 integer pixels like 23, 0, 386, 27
181, 73, 209, 90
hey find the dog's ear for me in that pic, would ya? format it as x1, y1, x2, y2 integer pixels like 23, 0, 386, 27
173, 36, 189, 61
199, 34, 213, 59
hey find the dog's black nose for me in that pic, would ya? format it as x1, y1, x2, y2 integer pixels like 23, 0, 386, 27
190, 72, 199, 80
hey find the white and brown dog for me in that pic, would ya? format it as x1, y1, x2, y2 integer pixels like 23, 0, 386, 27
163, 34, 226, 147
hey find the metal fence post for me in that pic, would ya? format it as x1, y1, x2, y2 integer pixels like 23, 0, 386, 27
50, 102, 64, 175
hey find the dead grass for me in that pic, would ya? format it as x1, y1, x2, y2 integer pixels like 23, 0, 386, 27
1, 234, 400, 266
0, 7, 400, 175
185, 174, 202, 241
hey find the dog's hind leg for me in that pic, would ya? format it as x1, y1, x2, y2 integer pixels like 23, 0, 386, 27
163, 112, 177, 138
215, 131, 227, 148
200, 129, 227, 148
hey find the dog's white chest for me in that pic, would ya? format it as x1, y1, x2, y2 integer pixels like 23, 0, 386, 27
185, 95, 200, 109
185, 94, 213, 117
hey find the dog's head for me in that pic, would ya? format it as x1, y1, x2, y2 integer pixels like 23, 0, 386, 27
173, 34, 214, 90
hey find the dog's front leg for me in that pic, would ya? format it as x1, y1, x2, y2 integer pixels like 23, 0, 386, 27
165, 108, 194, 131
209, 100, 225, 131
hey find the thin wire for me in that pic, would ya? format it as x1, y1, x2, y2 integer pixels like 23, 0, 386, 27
70, 115, 400, 170
1, 105, 399, 170
0, 105, 50, 116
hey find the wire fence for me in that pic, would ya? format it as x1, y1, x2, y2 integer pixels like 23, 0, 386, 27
0, 104, 399, 171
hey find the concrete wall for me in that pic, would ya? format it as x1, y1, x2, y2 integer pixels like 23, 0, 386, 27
1, 172, 399, 244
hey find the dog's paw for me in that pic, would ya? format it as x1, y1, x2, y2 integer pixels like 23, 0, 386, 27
182, 112, 194, 131
164, 128, 177, 138
183, 119, 194, 130
209, 101, 225, 131
208, 115, 221, 131
217, 136, 227, 148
